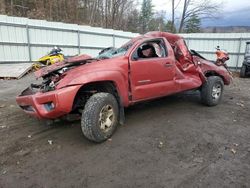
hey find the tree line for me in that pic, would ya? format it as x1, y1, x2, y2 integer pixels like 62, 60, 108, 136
0, 0, 219, 33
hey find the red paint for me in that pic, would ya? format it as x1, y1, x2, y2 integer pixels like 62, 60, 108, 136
16, 85, 81, 119
16, 32, 231, 119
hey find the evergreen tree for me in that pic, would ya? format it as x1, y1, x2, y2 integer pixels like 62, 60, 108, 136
127, 9, 140, 33
165, 20, 176, 33
183, 14, 201, 33
148, 11, 168, 32
139, 0, 154, 33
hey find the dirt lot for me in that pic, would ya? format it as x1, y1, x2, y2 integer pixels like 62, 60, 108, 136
0, 74, 250, 188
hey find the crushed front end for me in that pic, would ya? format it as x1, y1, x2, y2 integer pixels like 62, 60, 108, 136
16, 83, 81, 119
16, 55, 92, 119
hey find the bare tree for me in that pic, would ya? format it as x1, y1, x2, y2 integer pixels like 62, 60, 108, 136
178, 0, 220, 33
0, 0, 140, 32
170, 0, 181, 33
0, 0, 6, 14
171, 0, 174, 32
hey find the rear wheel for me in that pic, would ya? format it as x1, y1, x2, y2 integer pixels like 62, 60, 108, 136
81, 92, 119, 142
201, 76, 224, 106
240, 65, 246, 78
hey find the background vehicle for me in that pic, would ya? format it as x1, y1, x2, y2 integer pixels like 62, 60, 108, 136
240, 42, 250, 77
16, 32, 231, 143
33, 47, 64, 70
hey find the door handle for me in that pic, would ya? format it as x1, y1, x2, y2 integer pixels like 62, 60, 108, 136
138, 80, 151, 84
164, 63, 173, 67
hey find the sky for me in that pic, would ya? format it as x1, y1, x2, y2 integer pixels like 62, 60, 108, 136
150, 0, 250, 27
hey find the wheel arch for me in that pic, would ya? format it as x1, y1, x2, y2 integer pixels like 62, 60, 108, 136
204, 70, 227, 84
72, 80, 125, 124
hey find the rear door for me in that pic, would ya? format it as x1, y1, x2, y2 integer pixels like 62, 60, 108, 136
129, 38, 176, 101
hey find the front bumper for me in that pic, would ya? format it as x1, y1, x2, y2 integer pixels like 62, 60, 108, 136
16, 85, 81, 119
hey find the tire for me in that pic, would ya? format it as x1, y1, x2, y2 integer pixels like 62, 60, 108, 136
81, 92, 119, 142
201, 76, 224, 106
240, 65, 246, 78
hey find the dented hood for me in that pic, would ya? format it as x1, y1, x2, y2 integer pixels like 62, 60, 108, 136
34, 54, 92, 78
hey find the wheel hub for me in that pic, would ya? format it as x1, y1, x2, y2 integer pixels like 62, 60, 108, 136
99, 105, 114, 132
212, 84, 222, 99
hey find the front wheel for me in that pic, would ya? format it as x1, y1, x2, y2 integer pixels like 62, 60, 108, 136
81, 92, 119, 142
200, 76, 224, 106
240, 65, 246, 78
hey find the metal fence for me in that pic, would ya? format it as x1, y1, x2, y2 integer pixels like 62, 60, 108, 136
1, 15, 250, 70
0, 15, 138, 64
181, 33, 250, 70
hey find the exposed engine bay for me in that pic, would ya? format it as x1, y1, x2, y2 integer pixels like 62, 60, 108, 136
27, 54, 94, 93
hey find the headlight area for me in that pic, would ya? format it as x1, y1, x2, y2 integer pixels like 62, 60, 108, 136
43, 102, 55, 112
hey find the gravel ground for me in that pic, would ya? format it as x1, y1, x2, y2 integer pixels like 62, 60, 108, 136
0, 74, 250, 188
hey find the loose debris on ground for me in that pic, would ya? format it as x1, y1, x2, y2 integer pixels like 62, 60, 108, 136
0, 75, 249, 187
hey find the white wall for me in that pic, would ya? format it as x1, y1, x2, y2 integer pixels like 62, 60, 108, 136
1, 14, 249, 69
180, 33, 250, 69
0, 15, 139, 63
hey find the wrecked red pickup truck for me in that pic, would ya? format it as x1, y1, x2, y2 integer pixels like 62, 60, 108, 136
16, 31, 231, 142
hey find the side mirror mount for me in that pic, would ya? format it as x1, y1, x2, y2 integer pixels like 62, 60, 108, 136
132, 50, 140, 61
133, 56, 139, 61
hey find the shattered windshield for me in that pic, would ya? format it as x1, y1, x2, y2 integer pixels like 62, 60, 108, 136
97, 42, 133, 59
